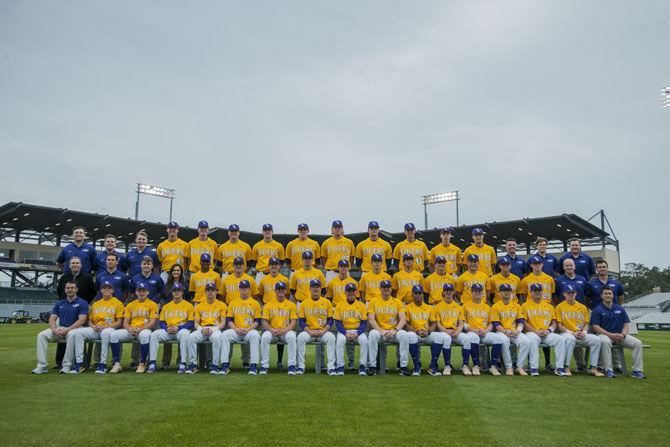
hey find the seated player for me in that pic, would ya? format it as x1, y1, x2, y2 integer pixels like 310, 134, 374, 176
32, 281, 88, 374
590, 286, 646, 379
327, 259, 360, 371
462, 283, 503, 376
521, 283, 568, 377
433, 283, 471, 376
260, 281, 298, 375
108, 282, 158, 373
219, 280, 262, 375
491, 284, 530, 376
404, 285, 443, 376
297, 279, 337, 375
71, 281, 124, 374
147, 284, 194, 374
367, 280, 410, 376
333, 283, 368, 376
187, 283, 227, 374
555, 284, 603, 377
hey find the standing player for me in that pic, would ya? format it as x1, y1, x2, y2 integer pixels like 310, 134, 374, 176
433, 283, 471, 376
260, 281, 298, 375
188, 254, 221, 304
285, 223, 321, 271
94, 253, 129, 301
556, 284, 603, 377
358, 254, 392, 303
393, 223, 429, 273
71, 281, 124, 374
186, 221, 218, 274
496, 239, 528, 278
251, 224, 285, 285
326, 259, 359, 307
462, 228, 497, 277
462, 283, 503, 376
92, 234, 126, 274
491, 284, 530, 376
57, 227, 96, 274
367, 280, 410, 376
392, 253, 424, 304
333, 283, 368, 376
487, 257, 522, 304
218, 280, 262, 375
404, 286, 443, 376
147, 286, 194, 374
125, 231, 159, 277
585, 260, 625, 309
532, 237, 559, 277
521, 283, 568, 376
423, 256, 456, 305
187, 283, 227, 374
219, 257, 260, 304
558, 239, 596, 278
555, 259, 588, 304
289, 251, 327, 303
108, 282, 158, 374
216, 224, 252, 279
429, 227, 462, 277
156, 221, 189, 282
296, 280, 337, 375
320, 220, 355, 283
355, 221, 392, 272
258, 257, 289, 304
455, 254, 490, 305
128, 256, 165, 303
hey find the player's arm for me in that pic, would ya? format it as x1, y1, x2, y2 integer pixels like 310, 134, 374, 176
367, 312, 381, 331
396, 311, 406, 331
194, 311, 203, 330
144, 317, 158, 331
261, 318, 272, 332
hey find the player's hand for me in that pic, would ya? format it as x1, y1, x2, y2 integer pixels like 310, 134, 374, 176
510, 330, 519, 337
613, 333, 624, 342
168, 326, 177, 334
575, 331, 584, 339
202, 327, 212, 336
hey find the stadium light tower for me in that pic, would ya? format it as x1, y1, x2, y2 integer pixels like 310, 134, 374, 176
663, 86, 670, 108
422, 190, 459, 230
134, 183, 176, 221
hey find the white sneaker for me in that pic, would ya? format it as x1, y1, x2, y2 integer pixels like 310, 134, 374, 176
31, 366, 48, 374
59, 367, 70, 374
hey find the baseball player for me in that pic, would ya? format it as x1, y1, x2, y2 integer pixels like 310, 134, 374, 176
358, 254, 392, 302
31, 281, 88, 374
108, 282, 158, 374
128, 256, 165, 303
156, 221, 189, 281
218, 280, 262, 375
285, 223, 321, 271
433, 283, 471, 376
94, 252, 129, 301
558, 238, 596, 279
423, 256, 457, 305
455, 254, 490, 305
147, 285, 195, 374
215, 224, 252, 279
462, 283, 503, 376
220, 257, 260, 304
296, 279, 337, 375
188, 253, 221, 304
333, 283, 368, 376
124, 231, 159, 277
462, 228, 496, 277
258, 257, 290, 304
260, 281, 298, 375
429, 227, 462, 277
585, 259, 625, 309
320, 220, 355, 283
487, 257, 522, 304
555, 259, 588, 305
367, 280, 410, 376
590, 286, 645, 379
289, 251, 327, 302
56, 226, 96, 274
491, 284, 531, 376
392, 223, 429, 273
187, 282, 227, 374
326, 259, 359, 307
251, 223, 285, 284
496, 238, 528, 278
355, 221, 392, 272
532, 237, 559, 277
405, 285, 443, 376
186, 221, 218, 274
70, 281, 124, 374
392, 253, 424, 304
555, 284, 603, 377
92, 234, 126, 274
521, 283, 569, 376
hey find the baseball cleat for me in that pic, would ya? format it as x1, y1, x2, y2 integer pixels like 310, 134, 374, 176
135, 363, 147, 374
68, 363, 84, 374
544, 363, 554, 372
412, 367, 421, 376
358, 365, 367, 376
109, 362, 122, 374
186, 363, 198, 374
489, 366, 501, 376
287, 366, 296, 376
505, 368, 514, 376
554, 368, 566, 377
242, 362, 250, 370
328, 369, 337, 376
516, 367, 527, 376
589, 368, 604, 377
295, 367, 304, 375
59, 367, 70, 374
605, 369, 615, 378
399, 367, 411, 376
31, 366, 48, 374
442, 366, 452, 376
147, 363, 157, 374
367, 367, 378, 376
472, 366, 481, 376
177, 363, 187, 374
563, 367, 572, 377
427, 367, 442, 376
95, 364, 107, 374
461, 365, 472, 376
219, 364, 231, 375
276, 361, 284, 371
259, 367, 268, 375
248, 364, 258, 375
631, 371, 646, 379
209, 365, 219, 375
530, 368, 539, 377
336, 366, 345, 376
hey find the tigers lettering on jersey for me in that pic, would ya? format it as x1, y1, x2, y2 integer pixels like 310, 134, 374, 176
555, 301, 589, 332
491, 301, 523, 331
189, 270, 221, 303
393, 240, 429, 272
429, 244, 462, 275
124, 299, 159, 327
487, 273, 522, 303
299, 298, 333, 330
522, 301, 556, 331
463, 301, 491, 330
187, 238, 218, 273
334, 300, 367, 330
355, 238, 393, 272
156, 239, 188, 272
405, 303, 434, 331
327, 275, 358, 306
227, 298, 261, 329
456, 271, 491, 304
289, 268, 326, 302
160, 300, 194, 326
462, 244, 497, 276
368, 298, 405, 330
252, 240, 285, 273
285, 238, 321, 268
321, 237, 355, 270
262, 300, 298, 329
216, 240, 252, 273
259, 273, 289, 304
433, 301, 464, 330
520, 273, 555, 302
195, 300, 227, 326
423, 272, 456, 305
219, 273, 259, 304
89, 297, 124, 326
358, 271, 392, 302
392, 270, 424, 303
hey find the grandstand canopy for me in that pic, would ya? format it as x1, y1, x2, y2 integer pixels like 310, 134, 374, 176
0, 202, 615, 252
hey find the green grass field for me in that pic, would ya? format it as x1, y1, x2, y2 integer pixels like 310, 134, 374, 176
1, 325, 669, 446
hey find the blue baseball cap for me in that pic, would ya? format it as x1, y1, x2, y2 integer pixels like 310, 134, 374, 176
204, 282, 217, 291
402, 253, 414, 261
274, 281, 287, 290
434, 255, 447, 264
331, 220, 343, 228
404, 223, 416, 231
563, 284, 577, 293
268, 257, 279, 265
297, 223, 309, 230
442, 283, 454, 292
135, 282, 148, 290
338, 259, 349, 267
200, 253, 211, 262
198, 220, 209, 228
467, 254, 479, 262
100, 280, 113, 289
471, 283, 484, 292
529, 255, 543, 264
262, 223, 273, 231
530, 283, 543, 292
380, 280, 392, 288
238, 280, 251, 289
368, 221, 380, 229
412, 285, 424, 294
497, 256, 512, 265
167, 221, 179, 229
344, 283, 357, 292
472, 227, 485, 236
228, 224, 240, 231
440, 227, 454, 234
309, 279, 321, 287
233, 256, 244, 265
371, 254, 383, 262
301, 251, 314, 259
499, 283, 513, 292
172, 283, 185, 291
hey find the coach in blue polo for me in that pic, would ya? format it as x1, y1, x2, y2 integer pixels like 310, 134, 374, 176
125, 230, 159, 277
56, 227, 96, 274
129, 256, 165, 303
558, 238, 595, 278
585, 259, 625, 309
497, 238, 528, 277
555, 258, 588, 304
95, 253, 129, 301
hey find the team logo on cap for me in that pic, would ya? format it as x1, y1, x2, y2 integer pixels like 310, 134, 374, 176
100, 281, 113, 288
530, 283, 543, 292
274, 281, 286, 290
467, 254, 479, 262
344, 283, 357, 292
412, 285, 423, 294
380, 280, 392, 288
167, 221, 179, 228
402, 253, 414, 260
200, 253, 211, 261
238, 280, 251, 288
204, 282, 217, 290
472, 227, 485, 235
198, 220, 209, 228
471, 283, 484, 292
301, 251, 314, 259
331, 220, 343, 227
338, 259, 349, 267
499, 283, 513, 292
309, 279, 321, 287
233, 256, 245, 265
228, 224, 240, 232
442, 283, 454, 291
371, 254, 383, 262
368, 221, 380, 229
434, 255, 447, 263
404, 223, 416, 231
262, 223, 273, 231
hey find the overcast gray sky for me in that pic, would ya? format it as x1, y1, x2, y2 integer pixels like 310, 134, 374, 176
1, 1, 668, 266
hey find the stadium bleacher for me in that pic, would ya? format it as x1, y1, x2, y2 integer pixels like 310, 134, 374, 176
624, 292, 670, 330
0, 287, 58, 318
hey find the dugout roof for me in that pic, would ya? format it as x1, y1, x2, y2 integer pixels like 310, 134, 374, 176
0, 202, 615, 252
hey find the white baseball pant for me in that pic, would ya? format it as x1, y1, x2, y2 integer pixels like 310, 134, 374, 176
109, 328, 152, 344
188, 327, 221, 366
261, 331, 297, 368
297, 331, 336, 370
498, 332, 531, 369
336, 331, 368, 368
35, 328, 74, 371
562, 333, 601, 368
221, 329, 260, 365
598, 334, 643, 372
407, 331, 445, 345
73, 327, 116, 365
367, 329, 409, 368
526, 332, 567, 369
150, 329, 190, 363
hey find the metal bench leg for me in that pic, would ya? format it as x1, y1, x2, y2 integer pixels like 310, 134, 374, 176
314, 343, 322, 374
379, 345, 387, 375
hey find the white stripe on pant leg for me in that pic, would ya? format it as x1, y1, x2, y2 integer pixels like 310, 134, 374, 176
357, 333, 368, 367
100, 328, 115, 365
396, 330, 409, 368
36, 328, 57, 369
244, 330, 260, 365
260, 331, 274, 369
188, 330, 206, 365
336, 333, 347, 368
622, 335, 644, 372
526, 332, 541, 370
177, 329, 191, 363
